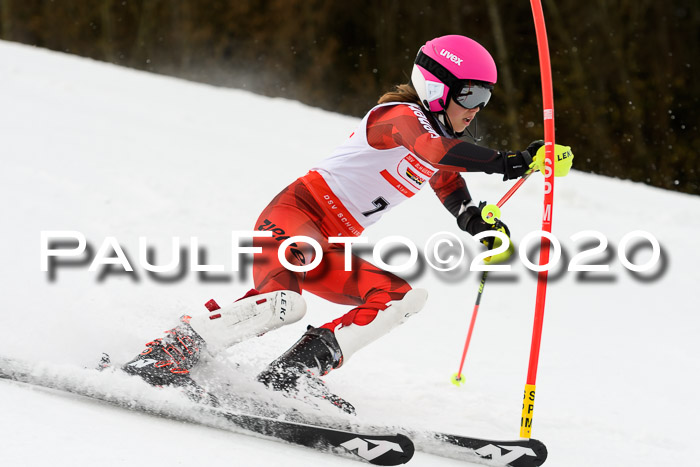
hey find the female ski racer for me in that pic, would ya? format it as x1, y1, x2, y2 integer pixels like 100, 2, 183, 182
123, 35, 572, 413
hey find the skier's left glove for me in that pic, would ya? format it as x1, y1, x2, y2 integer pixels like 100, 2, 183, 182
456, 201, 514, 264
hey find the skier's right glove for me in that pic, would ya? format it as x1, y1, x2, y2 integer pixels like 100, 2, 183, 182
456, 201, 514, 264
500, 140, 543, 181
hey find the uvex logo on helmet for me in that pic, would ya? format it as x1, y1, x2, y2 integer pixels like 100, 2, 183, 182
439, 49, 463, 66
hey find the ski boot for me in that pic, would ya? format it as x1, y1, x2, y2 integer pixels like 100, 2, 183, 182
257, 326, 356, 415
122, 289, 306, 404
121, 316, 208, 393
122, 289, 306, 385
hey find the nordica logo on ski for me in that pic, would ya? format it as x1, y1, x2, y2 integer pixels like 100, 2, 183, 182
340, 437, 404, 461
475, 444, 538, 464
440, 49, 463, 65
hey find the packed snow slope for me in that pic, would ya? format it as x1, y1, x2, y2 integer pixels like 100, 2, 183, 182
1, 40, 699, 466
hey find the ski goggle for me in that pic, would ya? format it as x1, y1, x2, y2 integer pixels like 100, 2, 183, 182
453, 82, 493, 110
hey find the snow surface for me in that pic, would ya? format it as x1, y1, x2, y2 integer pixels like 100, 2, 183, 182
1, 40, 699, 466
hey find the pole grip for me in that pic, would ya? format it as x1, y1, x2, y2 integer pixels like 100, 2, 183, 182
480, 204, 501, 224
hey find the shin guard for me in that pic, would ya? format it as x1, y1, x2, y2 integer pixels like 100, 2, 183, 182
333, 288, 428, 363
189, 290, 306, 353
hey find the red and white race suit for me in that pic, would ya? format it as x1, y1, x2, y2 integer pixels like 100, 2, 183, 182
252, 102, 499, 334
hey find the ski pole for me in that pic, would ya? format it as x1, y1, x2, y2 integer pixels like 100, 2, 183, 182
497, 171, 534, 208
451, 212, 511, 387
479, 170, 535, 224
451, 270, 488, 386
521, 0, 556, 439
451, 167, 534, 387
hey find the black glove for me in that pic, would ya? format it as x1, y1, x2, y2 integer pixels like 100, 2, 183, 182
500, 140, 543, 181
457, 201, 511, 242
525, 140, 545, 157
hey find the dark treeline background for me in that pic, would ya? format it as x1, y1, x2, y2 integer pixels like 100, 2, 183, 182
1, 0, 698, 194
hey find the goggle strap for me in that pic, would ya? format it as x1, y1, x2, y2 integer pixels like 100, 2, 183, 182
415, 51, 461, 90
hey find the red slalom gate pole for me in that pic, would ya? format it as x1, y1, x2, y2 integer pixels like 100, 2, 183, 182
520, 0, 556, 439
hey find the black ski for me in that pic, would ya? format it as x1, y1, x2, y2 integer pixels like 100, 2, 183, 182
200, 377, 548, 466
412, 430, 547, 467
0, 355, 413, 465
211, 384, 548, 466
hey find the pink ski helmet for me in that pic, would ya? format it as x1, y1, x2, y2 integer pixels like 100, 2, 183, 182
411, 35, 497, 113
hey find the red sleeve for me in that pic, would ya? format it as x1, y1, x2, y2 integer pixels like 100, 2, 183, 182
429, 169, 467, 202
366, 104, 463, 164
429, 170, 472, 217
366, 104, 505, 175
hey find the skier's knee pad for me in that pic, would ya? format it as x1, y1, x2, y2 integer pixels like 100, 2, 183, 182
189, 290, 306, 354
334, 288, 428, 364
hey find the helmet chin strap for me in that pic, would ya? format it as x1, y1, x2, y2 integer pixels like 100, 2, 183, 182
422, 96, 482, 143
440, 97, 483, 143
437, 98, 457, 138
464, 116, 483, 143
421, 98, 454, 138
